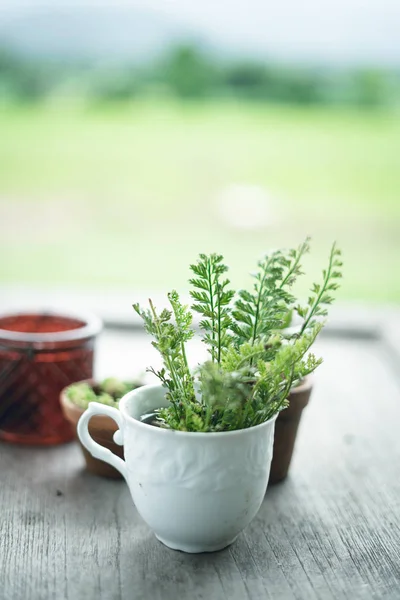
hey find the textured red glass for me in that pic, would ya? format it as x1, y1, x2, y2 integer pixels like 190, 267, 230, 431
0, 312, 102, 445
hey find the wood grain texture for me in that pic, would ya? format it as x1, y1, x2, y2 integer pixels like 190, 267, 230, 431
1, 337, 400, 600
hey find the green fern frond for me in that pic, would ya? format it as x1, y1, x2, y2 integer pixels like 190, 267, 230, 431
190, 253, 234, 363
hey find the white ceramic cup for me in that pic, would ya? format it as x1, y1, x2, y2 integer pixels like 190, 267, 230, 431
77, 384, 277, 553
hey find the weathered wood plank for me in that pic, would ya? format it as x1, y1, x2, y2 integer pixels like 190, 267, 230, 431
1, 337, 400, 600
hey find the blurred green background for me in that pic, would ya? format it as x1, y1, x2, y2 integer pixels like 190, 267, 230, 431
1, 4, 400, 302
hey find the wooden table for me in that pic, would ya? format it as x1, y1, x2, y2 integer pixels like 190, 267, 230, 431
1, 327, 400, 600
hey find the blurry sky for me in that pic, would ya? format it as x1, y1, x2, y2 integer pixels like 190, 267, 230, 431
1, 0, 399, 66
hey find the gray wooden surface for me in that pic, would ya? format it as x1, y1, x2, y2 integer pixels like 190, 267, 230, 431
1, 333, 400, 600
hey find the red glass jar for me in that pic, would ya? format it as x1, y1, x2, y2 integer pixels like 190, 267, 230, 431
0, 311, 102, 445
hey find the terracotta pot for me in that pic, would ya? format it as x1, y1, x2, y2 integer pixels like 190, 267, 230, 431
60, 385, 123, 479
269, 376, 313, 484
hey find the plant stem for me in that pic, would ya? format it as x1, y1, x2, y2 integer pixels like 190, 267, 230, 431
300, 242, 335, 336
217, 285, 222, 363
279, 238, 309, 289
169, 298, 190, 373
248, 254, 275, 372
149, 299, 182, 396
206, 258, 216, 362
251, 254, 275, 346
252, 270, 267, 347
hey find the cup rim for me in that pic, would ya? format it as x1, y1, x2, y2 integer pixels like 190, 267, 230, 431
119, 383, 278, 438
0, 309, 102, 344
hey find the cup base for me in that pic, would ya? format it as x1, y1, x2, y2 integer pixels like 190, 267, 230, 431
155, 534, 238, 554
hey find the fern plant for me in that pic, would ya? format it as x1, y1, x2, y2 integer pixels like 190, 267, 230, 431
133, 239, 342, 433
231, 237, 310, 352
189, 254, 234, 363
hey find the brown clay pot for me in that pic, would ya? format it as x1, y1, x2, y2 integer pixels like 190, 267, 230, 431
269, 376, 313, 484
60, 386, 124, 479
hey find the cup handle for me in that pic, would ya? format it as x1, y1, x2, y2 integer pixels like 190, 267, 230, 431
77, 402, 128, 480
